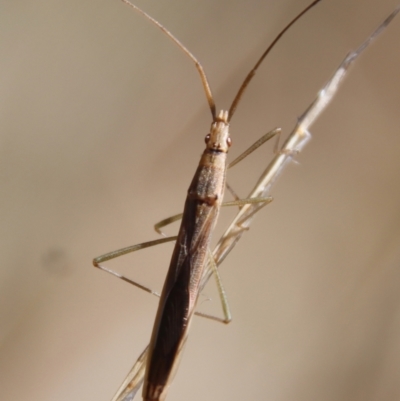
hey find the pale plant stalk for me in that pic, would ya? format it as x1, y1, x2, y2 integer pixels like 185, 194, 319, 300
209, 4, 400, 278
111, 6, 399, 401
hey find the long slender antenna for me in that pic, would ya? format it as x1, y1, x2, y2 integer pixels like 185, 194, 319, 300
228, 0, 322, 121
120, 0, 217, 120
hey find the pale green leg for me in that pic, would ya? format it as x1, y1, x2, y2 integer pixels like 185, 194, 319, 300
93, 236, 177, 296
194, 248, 232, 324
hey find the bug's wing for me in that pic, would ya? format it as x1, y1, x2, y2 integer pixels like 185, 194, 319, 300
113, 198, 222, 401
111, 208, 219, 401
111, 345, 148, 401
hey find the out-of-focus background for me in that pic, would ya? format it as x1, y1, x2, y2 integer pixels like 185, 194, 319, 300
1, 1, 400, 400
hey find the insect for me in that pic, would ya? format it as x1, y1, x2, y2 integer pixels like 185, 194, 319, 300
93, 1, 399, 401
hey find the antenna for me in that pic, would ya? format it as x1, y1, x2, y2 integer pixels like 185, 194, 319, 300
120, 0, 216, 120
228, 0, 322, 121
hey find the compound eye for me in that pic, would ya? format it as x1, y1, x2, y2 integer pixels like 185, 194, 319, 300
204, 133, 211, 144
227, 137, 232, 147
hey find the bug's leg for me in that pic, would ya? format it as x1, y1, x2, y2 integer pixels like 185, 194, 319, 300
222, 196, 273, 208
271, 131, 299, 159
194, 249, 232, 324
228, 127, 281, 169
95, 239, 231, 322
273, 128, 281, 155
222, 196, 273, 232
272, 129, 299, 159
93, 236, 177, 296
268, 126, 299, 158
225, 182, 241, 203
194, 200, 276, 323
225, 127, 279, 212
154, 213, 182, 236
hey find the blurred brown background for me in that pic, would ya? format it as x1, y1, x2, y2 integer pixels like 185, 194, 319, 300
1, 1, 400, 400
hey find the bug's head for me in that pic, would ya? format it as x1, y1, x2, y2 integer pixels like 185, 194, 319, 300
205, 110, 231, 153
